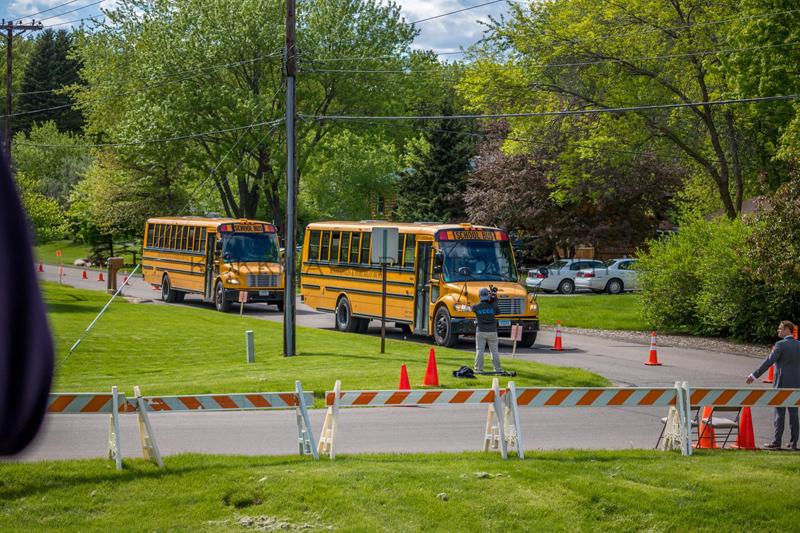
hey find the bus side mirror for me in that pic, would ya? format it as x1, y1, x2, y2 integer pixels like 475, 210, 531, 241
433, 252, 443, 274
215, 240, 223, 253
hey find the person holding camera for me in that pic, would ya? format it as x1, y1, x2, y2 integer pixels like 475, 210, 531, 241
472, 287, 503, 373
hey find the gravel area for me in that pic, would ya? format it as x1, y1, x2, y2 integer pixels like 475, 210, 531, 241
541, 325, 773, 359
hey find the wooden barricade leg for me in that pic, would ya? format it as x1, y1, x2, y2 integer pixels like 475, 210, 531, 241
482, 378, 508, 459
506, 382, 525, 459
295, 381, 318, 460
107, 386, 123, 471
134, 386, 163, 468
317, 380, 340, 460
680, 381, 693, 456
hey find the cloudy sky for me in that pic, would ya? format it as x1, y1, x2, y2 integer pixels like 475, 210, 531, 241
1, 0, 509, 55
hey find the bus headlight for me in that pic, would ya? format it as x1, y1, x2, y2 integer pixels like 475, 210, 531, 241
226, 276, 240, 285
454, 303, 472, 312
528, 295, 538, 312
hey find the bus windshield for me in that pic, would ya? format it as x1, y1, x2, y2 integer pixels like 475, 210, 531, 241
440, 240, 517, 282
222, 233, 279, 263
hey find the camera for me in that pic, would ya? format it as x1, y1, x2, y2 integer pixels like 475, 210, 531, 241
487, 284, 498, 303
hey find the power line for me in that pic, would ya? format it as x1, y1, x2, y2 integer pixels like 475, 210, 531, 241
301, 94, 800, 122
38, 0, 105, 23
301, 49, 467, 63
45, 15, 103, 29
12, 0, 85, 20
7, 49, 283, 115
16, 118, 284, 148
302, 41, 800, 74
410, 0, 509, 25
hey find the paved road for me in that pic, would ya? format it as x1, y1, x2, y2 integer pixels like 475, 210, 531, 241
15, 264, 782, 461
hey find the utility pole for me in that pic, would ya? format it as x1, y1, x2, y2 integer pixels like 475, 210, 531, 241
2, 19, 42, 164
283, 0, 297, 356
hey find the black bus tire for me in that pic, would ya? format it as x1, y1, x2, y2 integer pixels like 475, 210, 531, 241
161, 274, 178, 303
433, 307, 458, 347
215, 281, 231, 312
335, 296, 359, 332
519, 332, 537, 348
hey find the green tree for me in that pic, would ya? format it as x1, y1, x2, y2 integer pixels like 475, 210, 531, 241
13, 172, 68, 243
0, 35, 35, 117
394, 105, 476, 223
16, 29, 83, 133
461, 0, 796, 219
12, 121, 90, 205
73, 0, 417, 234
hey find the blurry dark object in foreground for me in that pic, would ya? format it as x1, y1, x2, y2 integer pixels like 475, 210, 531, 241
0, 140, 54, 455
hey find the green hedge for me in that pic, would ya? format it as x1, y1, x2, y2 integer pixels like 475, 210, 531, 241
638, 181, 800, 342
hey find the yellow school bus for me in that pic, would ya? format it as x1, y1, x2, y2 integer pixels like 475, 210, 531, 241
300, 221, 539, 347
142, 217, 284, 312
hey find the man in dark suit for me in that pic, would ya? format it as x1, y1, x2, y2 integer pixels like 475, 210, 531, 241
746, 320, 800, 450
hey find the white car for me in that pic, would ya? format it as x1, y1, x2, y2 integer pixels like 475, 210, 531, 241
526, 259, 605, 294
575, 258, 639, 294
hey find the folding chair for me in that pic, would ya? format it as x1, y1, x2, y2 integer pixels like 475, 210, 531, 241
655, 406, 740, 449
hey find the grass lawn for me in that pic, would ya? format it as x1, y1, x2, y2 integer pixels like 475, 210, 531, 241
45, 283, 607, 401
2, 451, 798, 531
35, 240, 138, 268
537, 293, 649, 331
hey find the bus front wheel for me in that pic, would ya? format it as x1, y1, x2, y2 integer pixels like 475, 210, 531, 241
275, 297, 284, 312
215, 281, 231, 312
519, 332, 537, 348
335, 296, 360, 332
162, 274, 179, 303
433, 307, 458, 347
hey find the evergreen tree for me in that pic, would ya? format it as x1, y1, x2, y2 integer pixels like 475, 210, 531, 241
394, 106, 476, 223
16, 29, 83, 133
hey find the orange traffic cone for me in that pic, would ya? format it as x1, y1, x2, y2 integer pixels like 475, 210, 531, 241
730, 407, 756, 450
763, 364, 774, 384
97, 271, 104, 282
398, 364, 410, 390
694, 406, 717, 449
423, 348, 439, 386
645, 331, 661, 366
37, 261, 44, 273
82, 270, 88, 280
551, 321, 563, 351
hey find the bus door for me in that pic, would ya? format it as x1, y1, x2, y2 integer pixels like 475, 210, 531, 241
414, 241, 433, 335
205, 232, 217, 300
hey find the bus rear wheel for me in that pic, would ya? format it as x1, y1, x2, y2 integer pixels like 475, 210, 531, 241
215, 281, 231, 312
161, 274, 179, 303
433, 307, 458, 347
335, 296, 360, 332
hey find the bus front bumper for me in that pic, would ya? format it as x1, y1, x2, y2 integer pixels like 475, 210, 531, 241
223, 289, 284, 304
449, 318, 539, 335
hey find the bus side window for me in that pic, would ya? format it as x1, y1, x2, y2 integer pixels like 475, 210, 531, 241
199, 228, 207, 253
350, 232, 361, 263
156, 225, 163, 248
188, 227, 195, 252
320, 231, 330, 262
360, 232, 371, 264
396, 234, 405, 267
147, 224, 154, 247
340, 232, 351, 263
170, 225, 178, 250
308, 230, 321, 261
178, 226, 185, 251
404, 234, 416, 269
330, 231, 341, 264
184, 227, 191, 251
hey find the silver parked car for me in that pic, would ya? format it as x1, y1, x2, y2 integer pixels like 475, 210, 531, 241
526, 259, 605, 294
575, 258, 639, 294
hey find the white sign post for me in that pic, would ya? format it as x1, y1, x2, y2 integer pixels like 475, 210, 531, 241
510, 324, 523, 358
371, 227, 398, 354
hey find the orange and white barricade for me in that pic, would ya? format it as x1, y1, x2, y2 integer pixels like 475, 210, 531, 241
507, 383, 693, 456
132, 380, 318, 465
318, 378, 522, 460
47, 386, 128, 470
